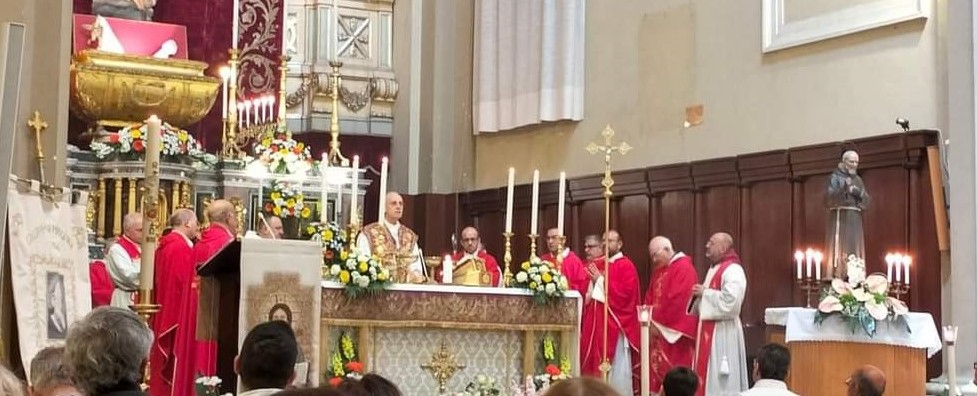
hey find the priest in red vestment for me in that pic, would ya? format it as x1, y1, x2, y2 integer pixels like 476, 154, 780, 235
149, 209, 200, 396
171, 200, 238, 396
541, 227, 589, 292
441, 226, 500, 286
644, 236, 699, 394
580, 231, 641, 396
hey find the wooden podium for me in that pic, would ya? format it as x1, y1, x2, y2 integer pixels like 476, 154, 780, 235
765, 307, 941, 396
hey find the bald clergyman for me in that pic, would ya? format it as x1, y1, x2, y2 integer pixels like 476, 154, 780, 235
356, 192, 426, 282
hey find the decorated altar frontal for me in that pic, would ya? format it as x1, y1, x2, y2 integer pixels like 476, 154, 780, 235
320, 282, 582, 395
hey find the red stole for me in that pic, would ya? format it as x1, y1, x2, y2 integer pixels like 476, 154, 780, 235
645, 253, 699, 393
692, 250, 740, 396
580, 254, 641, 394
171, 224, 234, 396
117, 235, 141, 258
149, 231, 194, 396
89, 260, 113, 308
541, 249, 589, 293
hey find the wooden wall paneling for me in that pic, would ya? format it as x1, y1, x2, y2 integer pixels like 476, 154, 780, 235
908, 152, 942, 378
655, 191, 695, 258
577, 199, 608, 258
798, 175, 829, 252
617, 194, 651, 293
859, 166, 909, 274
691, 159, 740, 274
739, 181, 794, 321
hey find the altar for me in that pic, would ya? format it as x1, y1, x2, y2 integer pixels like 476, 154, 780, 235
765, 307, 942, 396
319, 282, 582, 395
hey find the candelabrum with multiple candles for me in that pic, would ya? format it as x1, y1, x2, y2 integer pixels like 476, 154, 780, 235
793, 249, 823, 308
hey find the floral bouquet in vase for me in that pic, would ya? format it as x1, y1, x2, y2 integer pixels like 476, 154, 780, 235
534, 334, 571, 387
307, 222, 349, 266
325, 251, 392, 298
327, 331, 364, 387
91, 122, 217, 165
266, 180, 312, 219
513, 257, 569, 305
251, 133, 314, 175
454, 375, 501, 396
815, 254, 910, 337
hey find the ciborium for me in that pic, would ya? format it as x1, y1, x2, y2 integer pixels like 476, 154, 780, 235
70, 50, 220, 130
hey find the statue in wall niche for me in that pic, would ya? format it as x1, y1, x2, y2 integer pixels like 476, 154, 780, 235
824, 150, 870, 280
92, 0, 156, 21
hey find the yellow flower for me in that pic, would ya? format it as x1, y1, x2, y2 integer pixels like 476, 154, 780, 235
377, 271, 388, 281
131, 129, 142, 139
286, 198, 296, 207
300, 207, 311, 218
521, 261, 531, 270
297, 142, 305, 150
529, 281, 538, 289
340, 250, 349, 260
306, 226, 315, 235
324, 230, 334, 240
262, 138, 272, 147
542, 272, 553, 283
358, 262, 368, 272
339, 270, 351, 284
177, 131, 188, 142
272, 207, 281, 216
270, 192, 282, 200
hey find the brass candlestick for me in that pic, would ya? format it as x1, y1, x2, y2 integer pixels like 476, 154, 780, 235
528, 234, 540, 261
796, 277, 821, 308
222, 48, 241, 160
554, 235, 566, 270
502, 232, 514, 287
889, 281, 910, 303
325, 60, 349, 166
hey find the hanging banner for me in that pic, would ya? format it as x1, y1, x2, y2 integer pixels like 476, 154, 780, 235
7, 177, 91, 377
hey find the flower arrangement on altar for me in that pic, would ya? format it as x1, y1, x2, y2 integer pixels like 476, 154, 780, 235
90, 122, 217, 165
815, 255, 910, 337
265, 180, 312, 219
513, 257, 569, 305
535, 334, 571, 386
326, 251, 392, 298
327, 331, 364, 387
194, 376, 229, 396
251, 133, 314, 175
307, 222, 349, 265
453, 375, 501, 396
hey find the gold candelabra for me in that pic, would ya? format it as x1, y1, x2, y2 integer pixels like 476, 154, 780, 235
502, 232, 514, 287
528, 234, 540, 261
222, 52, 291, 160
889, 281, 910, 303
554, 234, 566, 270
796, 277, 822, 308
222, 48, 241, 160
585, 124, 631, 382
325, 61, 349, 166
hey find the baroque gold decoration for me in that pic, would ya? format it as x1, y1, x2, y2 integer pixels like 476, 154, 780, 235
420, 339, 465, 395
339, 85, 370, 113
285, 74, 319, 108
70, 51, 220, 128
370, 77, 399, 102
584, 124, 631, 381
238, 0, 281, 94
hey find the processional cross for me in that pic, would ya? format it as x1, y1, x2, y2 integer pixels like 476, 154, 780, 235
27, 111, 48, 184
584, 124, 631, 381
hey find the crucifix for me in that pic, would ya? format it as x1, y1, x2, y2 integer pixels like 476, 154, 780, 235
584, 124, 631, 381
420, 339, 465, 394
27, 111, 48, 184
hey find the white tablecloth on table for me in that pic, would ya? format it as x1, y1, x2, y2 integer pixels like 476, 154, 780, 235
764, 307, 943, 358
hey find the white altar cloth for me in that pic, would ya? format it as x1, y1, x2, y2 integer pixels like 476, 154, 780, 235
764, 307, 942, 358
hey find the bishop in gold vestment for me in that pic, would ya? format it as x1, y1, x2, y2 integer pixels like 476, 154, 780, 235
356, 192, 426, 282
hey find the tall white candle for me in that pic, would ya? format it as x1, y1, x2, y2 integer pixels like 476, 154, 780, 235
814, 251, 822, 280
904, 256, 911, 285
442, 255, 453, 284
350, 155, 359, 225
232, 0, 240, 50
557, 172, 566, 235
237, 102, 244, 125
333, 0, 340, 59
639, 312, 651, 396
378, 157, 389, 223
805, 249, 813, 278
244, 100, 252, 127
140, 115, 162, 291
530, 170, 540, 235
505, 167, 515, 234
320, 153, 328, 223
219, 67, 230, 120
269, 97, 276, 123
886, 254, 894, 280
894, 254, 903, 282
794, 251, 803, 280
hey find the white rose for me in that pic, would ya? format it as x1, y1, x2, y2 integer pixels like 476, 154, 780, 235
545, 283, 556, 294
516, 272, 528, 283
357, 276, 370, 287
330, 265, 341, 276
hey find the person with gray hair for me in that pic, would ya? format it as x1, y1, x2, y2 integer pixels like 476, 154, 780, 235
29, 346, 80, 396
65, 307, 152, 396
106, 212, 143, 308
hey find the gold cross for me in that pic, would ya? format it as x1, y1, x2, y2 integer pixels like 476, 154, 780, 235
420, 339, 465, 394
585, 124, 631, 198
27, 111, 48, 184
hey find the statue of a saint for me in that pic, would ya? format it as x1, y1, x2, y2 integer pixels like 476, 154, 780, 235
92, 0, 156, 21
825, 150, 869, 279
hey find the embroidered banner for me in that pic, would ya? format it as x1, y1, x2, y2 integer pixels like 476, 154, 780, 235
7, 177, 91, 377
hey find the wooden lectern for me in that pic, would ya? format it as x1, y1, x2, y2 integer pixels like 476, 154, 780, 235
197, 240, 241, 394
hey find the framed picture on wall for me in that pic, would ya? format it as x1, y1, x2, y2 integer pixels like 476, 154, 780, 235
762, 0, 929, 53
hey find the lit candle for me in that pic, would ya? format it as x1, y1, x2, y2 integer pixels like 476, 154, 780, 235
814, 251, 822, 280
219, 67, 230, 120
894, 253, 903, 282
232, 0, 240, 50
140, 115, 163, 291
530, 169, 540, 235
333, 0, 340, 59
885, 254, 894, 280
269, 96, 276, 123
904, 256, 911, 285
320, 153, 328, 223
236, 102, 244, 125
244, 100, 252, 127
805, 248, 813, 278
505, 167, 514, 234
378, 157, 389, 223
442, 255, 453, 284
350, 155, 359, 225
794, 251, 804, 280
557, 171, 566, 236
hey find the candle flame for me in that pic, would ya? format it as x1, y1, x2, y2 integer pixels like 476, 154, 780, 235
793, 251, 804, 261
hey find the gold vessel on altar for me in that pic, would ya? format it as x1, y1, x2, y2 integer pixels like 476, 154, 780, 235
70, 50, 220, 128
424, 256, 492, 286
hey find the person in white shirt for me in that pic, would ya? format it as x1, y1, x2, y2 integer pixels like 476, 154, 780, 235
740, 343, 800, 396
356, 192, 426, 283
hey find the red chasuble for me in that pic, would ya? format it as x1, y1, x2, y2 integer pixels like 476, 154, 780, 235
89, 260, 113, 308
149, 231, 194, 396
644, 253, 699, 393
442, 250, 501, 286
691, 249, 739, 396
171, 224, 234, 396
541, 249, 589, 293
580, 254, 641, 393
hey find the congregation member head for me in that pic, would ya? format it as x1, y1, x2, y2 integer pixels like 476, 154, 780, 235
543, 376, 620, 396
662, 366, 698, 396
271, 388, 346, 396
360, 374, 402, 396
236, 320, 299, 394
0, 364, 26, 396
64, 307, 153, 396
257, 213, 284, 239
741, 343, 798, 395
29, 346, 81, 396
846, 365, 886, 396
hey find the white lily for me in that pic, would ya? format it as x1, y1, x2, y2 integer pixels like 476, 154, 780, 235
831, 278, 851, 295
818, 295, 843, 313
866, 299, 889, 320
864, 274, 889, 294
850, 286, 872, 302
